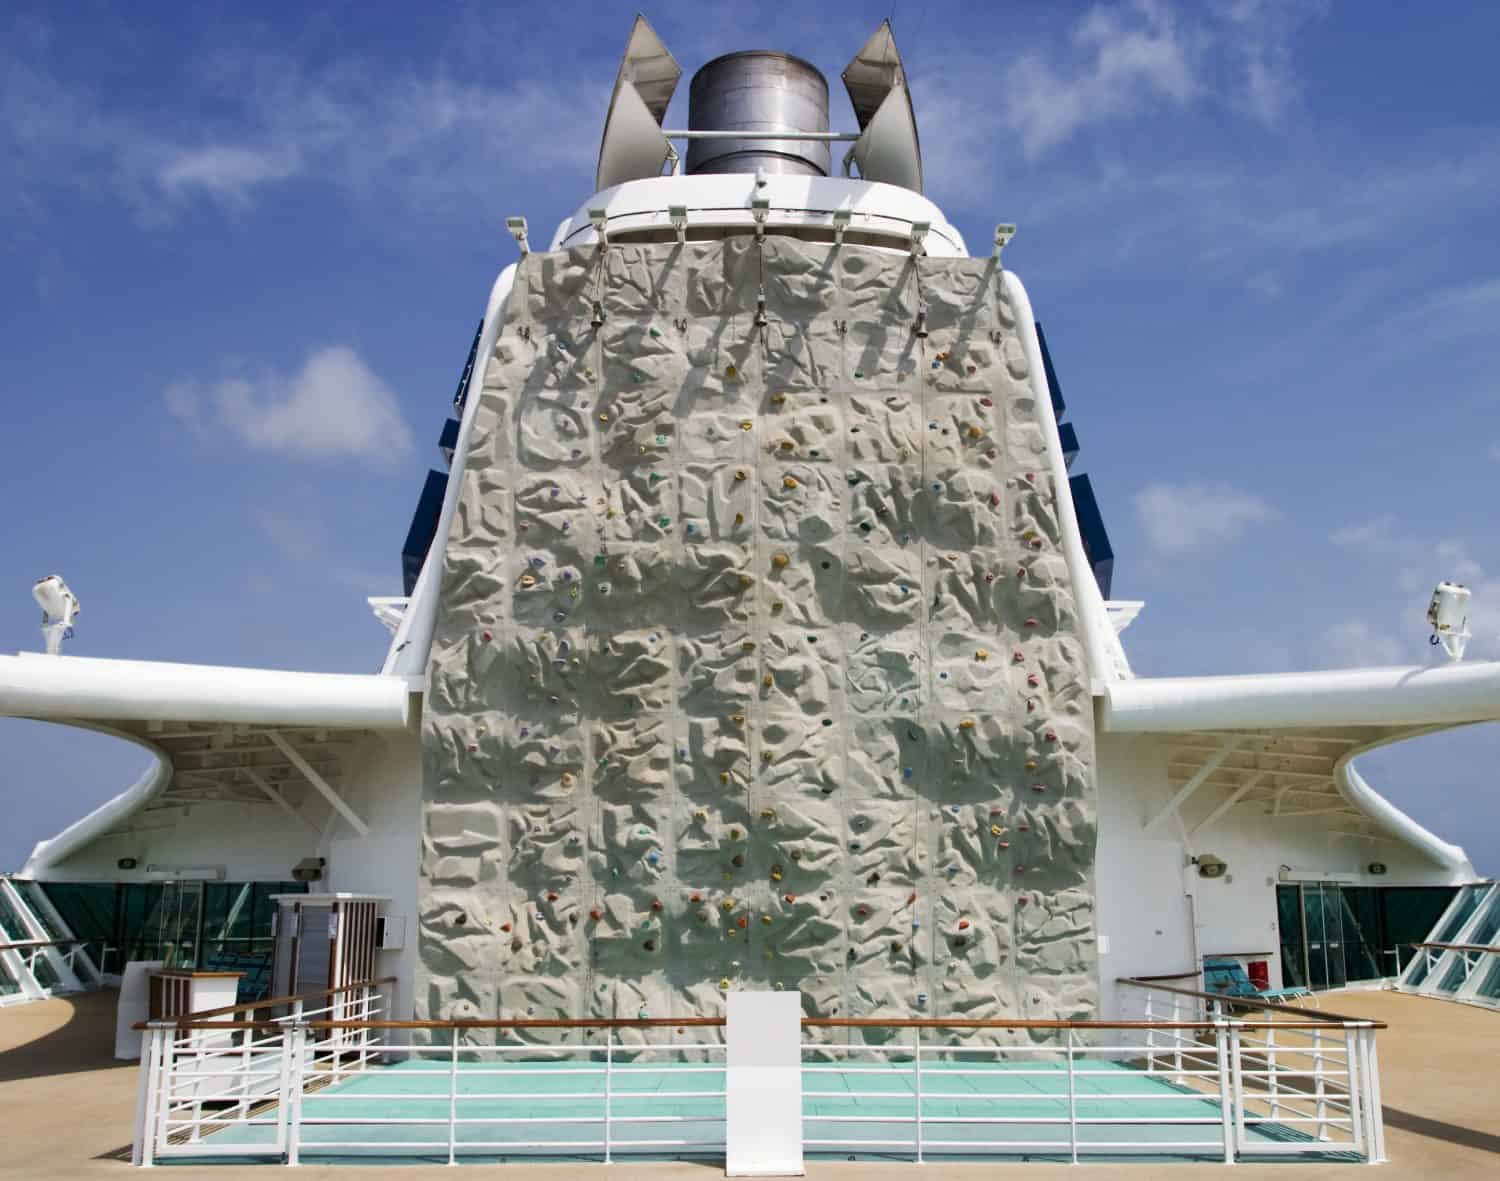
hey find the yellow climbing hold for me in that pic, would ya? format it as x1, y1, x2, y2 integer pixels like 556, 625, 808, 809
722, 899, 735, 911
720, 978, 731, 990
779, 439, 794, 451
761, 915, 773, 925
739, 420, 753, 431
782, 476, 799, 489
771, 601, 784, 613
763, 673, 774, 687
720, 771, 731, 784
967, 426, 983, 440
734, 469, 747, 481
771, 392, 787, 405
738, 574, 753, 588
725, 364, 738, 379
959, 718, 976, 730
990, 824, 1005, 837
760, 808, 776, 820
741, 640, 756, 653
519, 574, 537, 589
975, 648, 989, 661
730, 713, 745, 726
771, 552, 789, 568
598, 412, 609, 422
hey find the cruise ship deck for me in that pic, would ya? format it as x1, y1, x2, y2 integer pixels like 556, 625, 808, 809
1, 989, 1494, 1179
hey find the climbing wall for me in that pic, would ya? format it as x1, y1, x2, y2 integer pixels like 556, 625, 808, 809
419, 236, 1097, 1041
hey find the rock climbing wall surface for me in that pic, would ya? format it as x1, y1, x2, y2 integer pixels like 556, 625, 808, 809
420, 236, 1097, 1043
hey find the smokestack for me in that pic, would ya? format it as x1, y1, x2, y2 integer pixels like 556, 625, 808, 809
686, 51, 831, 177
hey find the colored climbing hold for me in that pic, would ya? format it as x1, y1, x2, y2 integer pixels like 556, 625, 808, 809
976, 648, 989, 661
782, 475, 798, 489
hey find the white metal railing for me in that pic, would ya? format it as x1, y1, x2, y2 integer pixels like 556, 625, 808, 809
0, 875, 100, 1005
132, 997, 1383, 1167
1114, 979, 1385, 1162
133, 1010, 727, 1166
800, 1002, 1385, 1165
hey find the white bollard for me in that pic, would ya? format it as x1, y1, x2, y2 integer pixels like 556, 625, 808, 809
726, 991, 804, 1177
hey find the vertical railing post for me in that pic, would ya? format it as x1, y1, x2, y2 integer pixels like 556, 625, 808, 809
1172, 993, 1184, 1082
156, 1027, 177, 1160
237, 1022, 254, 1119
1144, 992, 1157, 1073
604, 1033, 613, 1165
447, 1029, 459, 1166
276, 1020, 294, 1161
133, 1025, 165, 1167
1066, 1028, 1079, 1165
1362, 1028, 1386, 1164
1264, 1023, 1280, 1123
1312, 1027, 1329, 1141
287, 1025, 306, 1167
1343, 1025, 1363, 1153
1214, 1022, 1234, 1164
913, 1031, 923, 1164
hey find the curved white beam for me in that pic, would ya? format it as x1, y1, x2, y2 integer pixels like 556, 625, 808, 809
0, 652, 410, 730
1003, 272, 1117, 689
1102, 661, 1500, 733
384, 264, 518, 678
19, 722, 172, 878
1336, 733, 1475, 882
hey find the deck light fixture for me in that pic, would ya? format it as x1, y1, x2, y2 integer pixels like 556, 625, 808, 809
32, 574, 79, 656
751, 195, 770, 240
909, 219, 930, 256
589, 207, 610, 247
831, 208, 852, 246
1427, 581, 1471, 662
669, 204, 688, 244
994, 222, 1016, 262
505, 216, 530, 256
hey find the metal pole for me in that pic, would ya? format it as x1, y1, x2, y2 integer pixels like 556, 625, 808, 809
1343, 1026, 1363, 1154
287, 1026, 305, 1167
134, 1026, 164, 1167
1214, 1023, 1235, 1164
661, 129, 862, 142
1312, 1027, 1329, 1140
1144, 993, 1157, 1074
604, 1034, 613, 1165
1066, 1028, 1079, 1165
1265, 1024, 1280, 1122
1364, 1030, 1386, 1163
448, 1031, 459, 1166
156, 1028, 176, 1163
276, 1021, 294, 1161
913, 1031, 923, 1164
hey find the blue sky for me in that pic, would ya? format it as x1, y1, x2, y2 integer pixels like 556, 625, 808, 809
3, 0, 1498, 874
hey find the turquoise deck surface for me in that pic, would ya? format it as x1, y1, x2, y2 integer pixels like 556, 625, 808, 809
188, 1057, 1342, 1164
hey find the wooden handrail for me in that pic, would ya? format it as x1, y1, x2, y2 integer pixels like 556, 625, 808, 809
1128, 969, 1201, 983
165, 1014, 1368, 1033
135, 975, 398, 1028
1413, 941, 1500, 955
1117, 975, 1387, 1030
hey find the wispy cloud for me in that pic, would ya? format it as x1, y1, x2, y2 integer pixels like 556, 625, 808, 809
165, 346, 413, 465
1134, 481, 1278, 553
1002, 1, 1200, 157
1, 20, 602, 223
1322, 618, 1405, 669
158, 145, 303, 205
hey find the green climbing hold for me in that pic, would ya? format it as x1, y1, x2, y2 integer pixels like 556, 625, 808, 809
594, 555, 607, 567
659, 515, 671, 527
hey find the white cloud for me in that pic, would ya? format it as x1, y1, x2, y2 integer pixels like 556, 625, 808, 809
158, 145, 302, 204
1134, 481, 1278, 553
166, 346, 412, 465
1322, 619, 1404, 668
1003, 2, 1200, 156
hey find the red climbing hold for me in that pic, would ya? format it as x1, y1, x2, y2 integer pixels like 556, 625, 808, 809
589, 909, 603, 921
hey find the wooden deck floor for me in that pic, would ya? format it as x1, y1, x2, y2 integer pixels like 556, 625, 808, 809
0, 988, 1495, 1179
